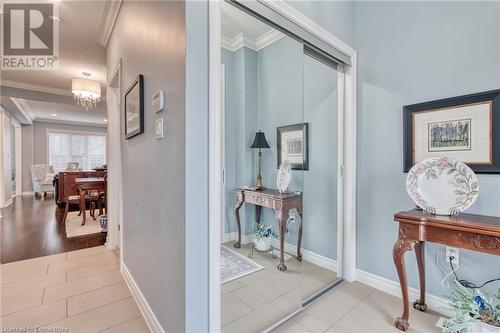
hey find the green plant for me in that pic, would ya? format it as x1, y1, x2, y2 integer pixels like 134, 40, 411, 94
253, 224, 276, 240
442, 281, 500, 333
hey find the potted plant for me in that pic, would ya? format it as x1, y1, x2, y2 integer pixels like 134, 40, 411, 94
440, 281, 500, 333
253, 224, 275, 252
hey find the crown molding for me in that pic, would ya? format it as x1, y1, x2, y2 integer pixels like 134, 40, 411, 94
98, 0, 123, 47
1, 80, 73, 97
33, 117, 107, 128
221, 30, 284, 52
9, 97, 33, 124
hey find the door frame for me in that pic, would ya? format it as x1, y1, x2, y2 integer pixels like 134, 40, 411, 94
106, 59, 123, 254
208, 1, 357, 331
12, 118, 22, 197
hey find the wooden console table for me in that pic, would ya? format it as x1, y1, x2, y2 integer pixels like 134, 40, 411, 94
393, 209, 500, 331
234, 188, 303, 271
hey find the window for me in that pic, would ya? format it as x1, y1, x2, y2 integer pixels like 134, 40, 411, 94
48, 130, 107, 172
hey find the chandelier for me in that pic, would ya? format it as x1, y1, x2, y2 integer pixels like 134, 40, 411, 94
71, 73, 101, 110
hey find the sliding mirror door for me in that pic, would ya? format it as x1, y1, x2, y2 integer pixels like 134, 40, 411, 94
220, 2, 304, 331
220, 2, 345, 331
300, 48, 343, 303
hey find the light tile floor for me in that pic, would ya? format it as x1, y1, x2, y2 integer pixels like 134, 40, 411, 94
222, 244, 442, 333
273, 282, 442, 333
0, 246, 149, 333
222, 243, 339, 332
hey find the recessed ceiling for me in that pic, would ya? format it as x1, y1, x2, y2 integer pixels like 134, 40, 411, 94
221, 1, 276, 41
1, 1, 108, 92
19, 98, 107, 126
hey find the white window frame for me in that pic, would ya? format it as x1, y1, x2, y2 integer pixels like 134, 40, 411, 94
46, 128, 108, 172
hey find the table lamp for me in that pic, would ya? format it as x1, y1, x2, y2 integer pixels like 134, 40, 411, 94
250, 130, 270, 190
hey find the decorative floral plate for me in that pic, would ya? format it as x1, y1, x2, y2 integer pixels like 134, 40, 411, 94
277, 160, 292, 193
406, 157, 479, 215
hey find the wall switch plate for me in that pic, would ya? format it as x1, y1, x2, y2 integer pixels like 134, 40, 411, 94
446, 246, 459, 266
154, 118, 164, 139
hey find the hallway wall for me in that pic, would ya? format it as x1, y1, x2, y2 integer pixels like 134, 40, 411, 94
106, 1, 186, 332
355, 1, 500, 296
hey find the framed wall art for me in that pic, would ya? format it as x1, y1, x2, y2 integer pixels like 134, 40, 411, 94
277, 123, 309, 170
403, 89, 500, 173
124, 74, 144, 139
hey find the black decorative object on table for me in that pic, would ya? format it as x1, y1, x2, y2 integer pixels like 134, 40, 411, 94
250, 130, 270, 190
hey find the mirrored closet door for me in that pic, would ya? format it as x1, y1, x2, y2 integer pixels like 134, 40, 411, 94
220, 2, 344, 331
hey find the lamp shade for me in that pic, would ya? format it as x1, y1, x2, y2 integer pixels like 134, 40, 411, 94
250, 130, 270, 149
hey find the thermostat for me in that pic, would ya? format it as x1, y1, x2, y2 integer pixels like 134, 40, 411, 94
152, 90, 165, 113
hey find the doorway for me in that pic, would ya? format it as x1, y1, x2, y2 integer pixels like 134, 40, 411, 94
216, 1, 356, 331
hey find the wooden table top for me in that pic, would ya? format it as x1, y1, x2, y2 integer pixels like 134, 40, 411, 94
236, 187, 302, 198
75, 177, 105, 184
394, 209, 500, 235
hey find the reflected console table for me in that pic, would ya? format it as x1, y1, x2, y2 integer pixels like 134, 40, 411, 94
234, 188, 303, 271
393, 209, 500, 331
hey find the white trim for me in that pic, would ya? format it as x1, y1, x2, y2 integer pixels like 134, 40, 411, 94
10, 97, 33, 124
1, 198, 13, 208
22, 191, 35, 196
106, 59, 123, 253
270, 238, 337, 272
33, 118, 106, 128
209, 1, 358, 331
221, 30, 285, 52
223, 232, 338, 272
14, 123, 22, 196
221, 64, 226, 240
98, 0, 122, 47
208, 1, 222, 332
356, 269, 453, 317
2, 80, 73, 97
122, 264, 165, 333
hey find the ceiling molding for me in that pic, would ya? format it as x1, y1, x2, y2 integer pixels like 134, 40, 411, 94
98, 0, 123, 47
1, 80, 73, 97
33, 118, 107, 128
9, 97, 33, 124
221, 30, 284, 52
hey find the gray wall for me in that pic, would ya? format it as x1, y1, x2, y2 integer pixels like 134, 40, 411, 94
106, 1, 186, 332
355, 1, 500, 295
222, 35, 340, 260
22, 121, 106, 192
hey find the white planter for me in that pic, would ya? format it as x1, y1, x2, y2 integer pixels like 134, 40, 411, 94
254, 237, 271, 252
469, 321, 500, 333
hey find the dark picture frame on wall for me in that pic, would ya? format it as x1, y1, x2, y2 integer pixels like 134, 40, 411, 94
124, 74, 144, 139
403, 89, 500, 173
277, 123, 309, 170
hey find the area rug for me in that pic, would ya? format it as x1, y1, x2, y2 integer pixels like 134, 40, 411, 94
65, 211, 102, 238
221, 245, 264, 284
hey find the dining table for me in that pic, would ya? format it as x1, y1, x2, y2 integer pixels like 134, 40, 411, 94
75, 177, 105, 225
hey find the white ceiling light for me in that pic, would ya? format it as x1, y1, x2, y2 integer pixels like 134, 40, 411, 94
71, 72, 101, 111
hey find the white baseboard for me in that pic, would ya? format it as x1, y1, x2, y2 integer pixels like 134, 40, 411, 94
270, 238, 337, 272
223, 232, 337, 272
22, 191, 35, 196
1, 199, 13, 208
223, 232, 252, 245
356, 269, 452, 317
122, 263, 165, 333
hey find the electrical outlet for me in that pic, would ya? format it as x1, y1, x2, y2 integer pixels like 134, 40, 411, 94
446, 246, 459, 266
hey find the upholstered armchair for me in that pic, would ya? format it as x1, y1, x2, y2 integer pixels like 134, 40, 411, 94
31, 164, 55, 197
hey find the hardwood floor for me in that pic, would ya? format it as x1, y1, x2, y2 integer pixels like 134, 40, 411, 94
0, 195, 106, 264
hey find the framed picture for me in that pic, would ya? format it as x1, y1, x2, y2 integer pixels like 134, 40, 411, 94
277, 123, 309, 170
403, 89, 500, 173
124, 75, 144, 139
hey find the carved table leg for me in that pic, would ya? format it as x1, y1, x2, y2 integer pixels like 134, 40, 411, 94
393, 233, 418, 331
255, 205, 262, 225
80, 189, 87, 226
277, 209, 288, 271
413, 241, 427, 312
233, 194, 244, 248
297, 205, 303, 261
